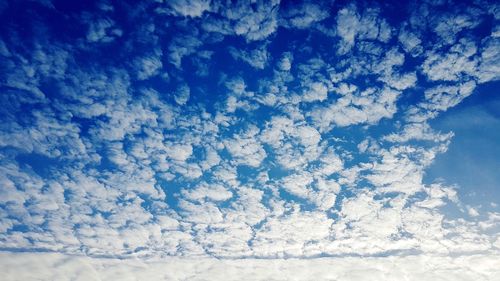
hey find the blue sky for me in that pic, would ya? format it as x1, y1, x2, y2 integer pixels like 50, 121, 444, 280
425, 81, 500, 210
0, 0, 499, 279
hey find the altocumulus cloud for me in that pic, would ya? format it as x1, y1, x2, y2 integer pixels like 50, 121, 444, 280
0, 0, 499, 280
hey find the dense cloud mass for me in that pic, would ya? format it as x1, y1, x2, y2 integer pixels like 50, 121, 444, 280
0, 0, 499, 279
1, 252, 500, 281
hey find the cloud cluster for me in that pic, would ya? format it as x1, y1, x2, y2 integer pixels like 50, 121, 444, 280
0, 0, 499, 271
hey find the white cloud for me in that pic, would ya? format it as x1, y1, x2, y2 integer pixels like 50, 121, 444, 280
182, 183, 232, 202
2, 252, 500, 281
280, 2, 329, 29
226, 186, 269, 226
260, 115, 295, 146
398, 27, 423, 57
229, 44, 269, 69
277, 52, 292, 71
406, 80, 476, 122
200, 146, 221, 171
174, 84, 190, 105
362, 147, 426, 195
86, 18, 122, 43
422, 38, 478, 82
380, 71, 417, 91
224, 125, 267, 167
135, 50, 163, 80
1, 0, 499, 269
165, 143, 193, 162
89, 100, 158, 141
477, 36, 500, 83
431, 11, 480, 44
195, 223, 254, 257
336, 5, 392, 54
336, 4, 360, 54
302, 81, 328, 102
167, 0, 211, 18
281, 172, 314, 199
202, 0, 280, 41
310, 87, 401, 131
259, 116, 324, 170
252, 210, 333, 257
466, 205, 480, 217
179, 200, 224, 224
167, 34, 203, 69
295, 125, 321, 147
357, 8, 392, 43
383, 122, 454, 143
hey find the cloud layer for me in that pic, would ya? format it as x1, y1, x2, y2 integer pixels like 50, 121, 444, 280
0, 0, 499, 278
1, 252, 499, 281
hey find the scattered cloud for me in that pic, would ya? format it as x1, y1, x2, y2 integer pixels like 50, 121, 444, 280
0, 0, 499, 278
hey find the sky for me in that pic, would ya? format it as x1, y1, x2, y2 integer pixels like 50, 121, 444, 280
0, 0, 499, 280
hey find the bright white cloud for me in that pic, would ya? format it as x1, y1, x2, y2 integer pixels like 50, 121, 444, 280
1, 252, 500, 281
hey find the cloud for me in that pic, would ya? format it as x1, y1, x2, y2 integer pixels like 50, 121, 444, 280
167, 34, 203, 69
407, 80, 477, 122
182, 183, 232, 202
174, 84, 191, 105
431, 10, 481, 44
280, 2, 329, 29
0, 0, 499, 272
165, 143, 193, 162
422, 38, 478, 82
134, 50, 163, 80
398, 27, 423, 57
229, 44, 270, 70
202, 0, 280, 41
335, 4, 392, 54
277, 52, 293, 71
383, 123, 454, 143
0, 39, 11, 57
310, 87, 401, 131
224, 125, 266, 167
86, 18, 122, 43
336, 4, 360, 53
302, 82, 328, 102
1, 252, 500, 281
477, 35, 500, 83
200, 146, 221, 171
167, 0, 211, 18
